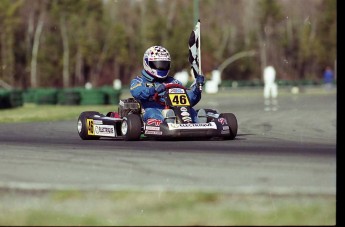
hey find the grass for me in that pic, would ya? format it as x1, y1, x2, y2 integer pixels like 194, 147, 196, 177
0, 103, 118, 123
0, 189, 336, 226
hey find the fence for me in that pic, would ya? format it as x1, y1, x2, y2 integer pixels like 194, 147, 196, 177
0, 87, 122, 109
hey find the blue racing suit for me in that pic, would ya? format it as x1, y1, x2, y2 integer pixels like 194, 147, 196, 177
130, 70, 202, 122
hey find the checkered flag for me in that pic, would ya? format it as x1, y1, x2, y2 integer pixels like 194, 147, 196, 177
188, 19, 201, 78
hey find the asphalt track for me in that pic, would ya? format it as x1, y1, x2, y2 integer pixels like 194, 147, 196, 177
0, 87, 337, 195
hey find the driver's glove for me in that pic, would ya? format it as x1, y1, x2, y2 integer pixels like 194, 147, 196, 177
196, 75, 205, 87
194, 75, 205, 94
155, 84, 166, 93
149, 84, 166, 96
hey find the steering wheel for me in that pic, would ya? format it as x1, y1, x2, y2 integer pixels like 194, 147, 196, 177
153, 83, 187, 106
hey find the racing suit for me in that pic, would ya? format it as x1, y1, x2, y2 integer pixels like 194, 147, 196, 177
130, 70, 202, 122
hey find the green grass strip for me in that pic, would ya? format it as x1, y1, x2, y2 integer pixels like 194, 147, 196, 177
0, 189, 335, 226
0, 104, 118, 123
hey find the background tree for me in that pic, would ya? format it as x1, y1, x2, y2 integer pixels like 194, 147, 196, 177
0, 0, 23, 87
316, 0, 337, 77
0, 0, 337, 88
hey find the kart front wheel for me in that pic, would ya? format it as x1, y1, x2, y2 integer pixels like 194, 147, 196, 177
77, 111, 101, 140
121, 114, 142, 141
220, 113, 238, 140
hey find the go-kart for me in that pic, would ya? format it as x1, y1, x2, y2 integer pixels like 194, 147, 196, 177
77, 83, 238, 141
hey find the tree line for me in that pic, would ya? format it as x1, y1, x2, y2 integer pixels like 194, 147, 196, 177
0, 0, 337, 88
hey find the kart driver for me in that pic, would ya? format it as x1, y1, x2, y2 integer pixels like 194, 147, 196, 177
130, 45, 206, 124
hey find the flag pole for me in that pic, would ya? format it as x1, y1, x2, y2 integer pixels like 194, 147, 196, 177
197, 19, 201, 75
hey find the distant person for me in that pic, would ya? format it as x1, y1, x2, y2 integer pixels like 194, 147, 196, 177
263, 65, 278, 111
323, 66, 334, 90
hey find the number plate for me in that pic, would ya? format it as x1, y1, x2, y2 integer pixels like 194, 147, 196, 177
168, 94, 190, 106
87, 119, 94, 135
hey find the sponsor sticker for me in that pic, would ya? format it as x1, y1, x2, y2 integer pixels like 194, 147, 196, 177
218, 118, 227, 125
149, 56, 167, 60
87, 119, 94, 135
94, 125, 115, 137
182, 116, 192, 122
168, 122, 217, 130
145, 126, 160, 131
93, 120, 103, 125
168, 88, 185, 94
147, 119, 162, 126
145, 130, 163, 135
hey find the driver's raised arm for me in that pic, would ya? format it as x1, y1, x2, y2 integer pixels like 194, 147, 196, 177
187, 74, 205, 106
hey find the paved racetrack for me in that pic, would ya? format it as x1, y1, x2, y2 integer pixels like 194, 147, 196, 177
0, 87, 336, 195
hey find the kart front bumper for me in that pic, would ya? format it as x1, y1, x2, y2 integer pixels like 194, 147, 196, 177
143, 122, 230, 138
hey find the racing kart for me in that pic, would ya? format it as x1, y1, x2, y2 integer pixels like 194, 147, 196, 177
77, 83, 238, 141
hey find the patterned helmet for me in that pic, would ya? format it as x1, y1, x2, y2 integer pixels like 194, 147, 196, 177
143, 46, 171, 81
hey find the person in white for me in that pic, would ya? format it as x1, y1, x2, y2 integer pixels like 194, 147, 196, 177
263, 65, 278, 111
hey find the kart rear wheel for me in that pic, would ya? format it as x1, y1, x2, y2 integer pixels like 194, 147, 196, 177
77, 111, 101, 140
220, 113, 238, 140
121, 114, 142, 141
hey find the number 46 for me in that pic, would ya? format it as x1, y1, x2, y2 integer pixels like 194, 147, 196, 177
171, 94, 189, 105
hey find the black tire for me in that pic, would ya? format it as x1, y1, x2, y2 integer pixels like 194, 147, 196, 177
121, 114, 142, 141
220, 113, 238, 140
77, 111, 102, 140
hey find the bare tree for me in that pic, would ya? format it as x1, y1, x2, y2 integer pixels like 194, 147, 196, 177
30, 1, 46, 88
60, 13, 70, 88
0, 0, 22, 86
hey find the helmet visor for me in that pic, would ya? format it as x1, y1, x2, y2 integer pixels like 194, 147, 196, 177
149, 61, 170, 70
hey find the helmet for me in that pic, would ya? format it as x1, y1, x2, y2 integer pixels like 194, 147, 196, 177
143, 46, 171, 81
